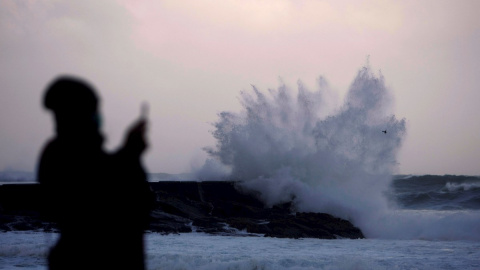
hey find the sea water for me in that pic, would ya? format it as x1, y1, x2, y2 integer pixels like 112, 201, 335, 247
195, 64, 480, 242
1, 231, 480, 270
2, 65, 480, 269
1, 174, 479, 269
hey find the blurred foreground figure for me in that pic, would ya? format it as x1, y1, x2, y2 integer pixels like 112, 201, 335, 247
37, 77, 154, 270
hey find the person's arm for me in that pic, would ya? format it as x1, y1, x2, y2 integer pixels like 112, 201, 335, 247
120, 119, 148, 159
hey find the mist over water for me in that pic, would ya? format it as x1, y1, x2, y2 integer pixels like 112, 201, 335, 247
200, 64, 480, 241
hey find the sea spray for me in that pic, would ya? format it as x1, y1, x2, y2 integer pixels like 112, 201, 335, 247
201, 64, 405, 228
200, 64, 480, 240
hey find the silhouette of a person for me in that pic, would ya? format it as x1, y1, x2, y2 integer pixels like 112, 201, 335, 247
37, 76, 155, 270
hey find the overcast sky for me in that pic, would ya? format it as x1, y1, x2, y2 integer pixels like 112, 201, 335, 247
1, 0, 479, 175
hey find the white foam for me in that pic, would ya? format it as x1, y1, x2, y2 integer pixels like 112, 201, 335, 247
444, 182, 480, 192
200, 64, 480, 241
145, 233, 480, 270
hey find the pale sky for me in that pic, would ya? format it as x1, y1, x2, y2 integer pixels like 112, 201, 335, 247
1, 0, 479, 175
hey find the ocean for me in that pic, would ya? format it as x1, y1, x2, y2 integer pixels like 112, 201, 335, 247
1, 174, 480, 270
2, 65, 479, 269
1, 231, 480, 270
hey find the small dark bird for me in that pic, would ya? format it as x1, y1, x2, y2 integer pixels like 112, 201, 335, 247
382, 130, 387, 134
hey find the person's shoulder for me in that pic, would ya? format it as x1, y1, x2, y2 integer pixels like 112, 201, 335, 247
37, 138, 60, 184
40, 138, 60, 155
38, 138, 67, 167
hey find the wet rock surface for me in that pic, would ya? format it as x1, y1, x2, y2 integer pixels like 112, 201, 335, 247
0, 181, 364, 239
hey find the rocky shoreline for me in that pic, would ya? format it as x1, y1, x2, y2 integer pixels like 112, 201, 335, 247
0, 181, 364, 239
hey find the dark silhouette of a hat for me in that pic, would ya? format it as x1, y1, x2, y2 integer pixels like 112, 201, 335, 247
44, 76, 99, 114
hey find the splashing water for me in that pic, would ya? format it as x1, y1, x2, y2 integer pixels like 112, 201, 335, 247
200, 64, 480, 240
204, 64, 405, 213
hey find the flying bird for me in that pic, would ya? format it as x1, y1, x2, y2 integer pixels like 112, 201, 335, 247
382, 130, 387, 134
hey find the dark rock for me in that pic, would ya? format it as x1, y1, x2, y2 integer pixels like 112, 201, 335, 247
148, 210, 192, 234
0, 182, 365, 239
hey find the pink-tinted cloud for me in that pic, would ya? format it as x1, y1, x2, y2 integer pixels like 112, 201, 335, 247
120, 0, 403, 84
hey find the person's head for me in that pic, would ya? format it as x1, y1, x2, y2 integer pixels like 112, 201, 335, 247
44, 76, 101, 136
